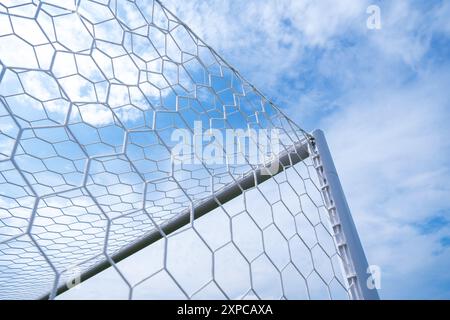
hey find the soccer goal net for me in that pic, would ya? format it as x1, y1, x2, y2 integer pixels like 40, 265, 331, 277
0, 0, 377, 300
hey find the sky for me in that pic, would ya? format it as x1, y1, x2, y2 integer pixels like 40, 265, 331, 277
161, 0, 450, 299
1, 0, 450, 300
1, 0, 346, 300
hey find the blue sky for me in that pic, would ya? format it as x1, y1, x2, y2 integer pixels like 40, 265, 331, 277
2, 0, 343, 299
1, 0, 449, 300
162, 0, 450, 299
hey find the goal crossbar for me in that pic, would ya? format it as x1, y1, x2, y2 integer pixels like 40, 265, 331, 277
40, 140, 311, 299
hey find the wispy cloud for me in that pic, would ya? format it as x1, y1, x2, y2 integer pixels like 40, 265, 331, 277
1, 0, 449, 299
162, 0, 450, 298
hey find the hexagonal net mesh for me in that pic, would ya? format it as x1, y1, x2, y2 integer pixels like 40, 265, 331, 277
0, 0, 350, 299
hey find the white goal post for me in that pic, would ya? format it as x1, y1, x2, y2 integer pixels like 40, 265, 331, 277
38, 129, 379, 300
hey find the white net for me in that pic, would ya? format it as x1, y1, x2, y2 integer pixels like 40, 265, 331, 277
0, 0, 349, 300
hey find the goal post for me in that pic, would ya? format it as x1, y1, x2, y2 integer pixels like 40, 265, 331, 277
39, 140, 311, 299
39, 131, 379, 300
311, 130, 379, 300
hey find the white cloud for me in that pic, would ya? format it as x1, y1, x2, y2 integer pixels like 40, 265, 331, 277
370, 1, 432, 67
323, 67, 450, 298
287, 0, 367, 46
77, 104, 115, 127
112, 55, 140, 86
20, 71, 61, 101
11, 15, 48, 46
0, 35, 38, 69
2, 0, 449, 299
53, 13, 93, 52
162, 0, 369, 90
161, 0, 450, 299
